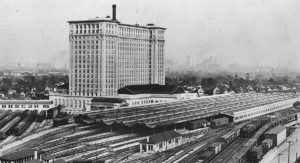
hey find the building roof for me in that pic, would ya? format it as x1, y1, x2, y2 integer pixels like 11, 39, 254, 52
42, 155, 55, 161
0, 149, 37, 161
28, 160, 42, 163
91, 97, 126, 103
209, 142, 221, 148
53, 159, 66, 163
68, 19, 166, 30
0, 100, 52, 105
118, 84, 185, 95
144, 130, 182, 144
265, 126, 286, 135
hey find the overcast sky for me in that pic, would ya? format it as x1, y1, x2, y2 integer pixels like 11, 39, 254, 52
0, 0, 299, 70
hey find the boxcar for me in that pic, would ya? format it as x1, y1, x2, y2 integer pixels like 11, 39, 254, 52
211, 117, 229, 128
186, 119, 209, 130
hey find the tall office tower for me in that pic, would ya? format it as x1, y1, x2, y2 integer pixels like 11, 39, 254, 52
68, 5, 166, 97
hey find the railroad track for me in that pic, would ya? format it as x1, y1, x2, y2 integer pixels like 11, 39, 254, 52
174, 128, 237, 163
209, 137, 248, 163
128, 126, 233, 163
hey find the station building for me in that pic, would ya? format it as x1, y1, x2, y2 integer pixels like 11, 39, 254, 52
50, 84, 198, 114
0, 149, 41, 163
49, 4, 169, 113
68, 5, 166, 97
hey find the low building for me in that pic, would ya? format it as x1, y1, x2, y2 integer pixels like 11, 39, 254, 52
213, 87, 221, 95
0, 100, 53, 111
90, 97, 129, 110
0, 149, 41, 163
28, 157, 63, 163
7, 89, 16, 95
50, 84, 198, 114
264, 125, 287, 146
41, 155, 55, 163
140, 130, 182, 153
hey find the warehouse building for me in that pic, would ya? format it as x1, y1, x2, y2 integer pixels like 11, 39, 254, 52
264, 125, 287, 146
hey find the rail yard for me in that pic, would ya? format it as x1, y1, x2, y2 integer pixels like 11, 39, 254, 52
0, 92, 299, 163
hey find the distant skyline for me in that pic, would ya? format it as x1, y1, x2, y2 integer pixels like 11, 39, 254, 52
0, 0, 300, 70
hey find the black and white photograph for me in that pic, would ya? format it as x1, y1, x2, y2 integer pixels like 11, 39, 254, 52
0, 0, 300, 163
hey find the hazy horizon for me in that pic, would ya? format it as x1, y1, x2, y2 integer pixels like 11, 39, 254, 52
0, 0, 300, 70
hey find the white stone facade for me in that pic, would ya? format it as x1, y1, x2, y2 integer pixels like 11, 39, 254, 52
68, 9, 166, 97
49, 93, 92, 114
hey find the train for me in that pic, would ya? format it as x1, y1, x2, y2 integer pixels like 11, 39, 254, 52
240, 117, 270, 138
13, 110, 38, 136
224, 111, 299, 163
186, 119, 209, 130
210, 117, 229, 128
36, 110, 46, 122
0, 116, 21, 139
0, 110, 30, 139
186, 117, 230, 130
0, 111, 21, 129
53, 114, 72, 127
0, 110, 11, 120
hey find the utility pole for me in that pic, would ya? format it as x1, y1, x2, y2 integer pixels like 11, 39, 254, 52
287, 140, 293, 163
277, 153, 283, 163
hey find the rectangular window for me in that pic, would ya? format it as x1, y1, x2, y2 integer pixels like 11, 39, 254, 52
2, 105, 6, 108
159, 143, 163, 148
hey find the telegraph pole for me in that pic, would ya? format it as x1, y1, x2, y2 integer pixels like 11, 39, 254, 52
277, 153, 283, 163
287, 140, 293, 163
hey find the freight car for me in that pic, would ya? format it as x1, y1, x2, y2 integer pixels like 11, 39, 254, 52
0, 116, 21, 139
240, 117, 270, 138
218, 130, 239, 144
186, 119, 209, 130
36, 110, 46, 122
210, 117, 229, 128
271, 113, 296, 127
13, 110, 38, 136
197, 151, 215, 163
247, 146, 263, 162
261, 139, 273, 153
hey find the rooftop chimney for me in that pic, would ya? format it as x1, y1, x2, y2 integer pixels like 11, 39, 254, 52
112, 4, 116, 21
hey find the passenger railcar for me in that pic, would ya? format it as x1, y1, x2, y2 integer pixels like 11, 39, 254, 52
14, 110, 38, 136
0, 116, 21, 139
0, 111, 20, 129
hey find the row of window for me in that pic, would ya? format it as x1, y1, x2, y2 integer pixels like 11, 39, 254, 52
1, 105, 49, 108
234, 102, 291, 121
